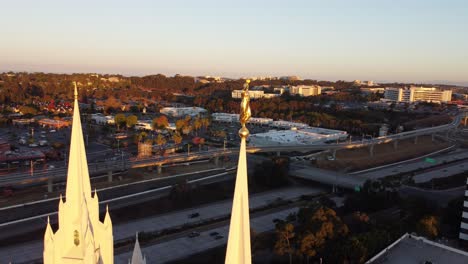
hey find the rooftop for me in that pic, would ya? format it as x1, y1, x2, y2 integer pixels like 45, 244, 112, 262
367, 233, 468, 264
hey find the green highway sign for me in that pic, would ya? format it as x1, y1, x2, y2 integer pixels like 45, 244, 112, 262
425, 158, 436, 163
354, 186, 361, 192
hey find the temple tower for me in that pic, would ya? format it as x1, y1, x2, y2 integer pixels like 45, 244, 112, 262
44, 82, 113, 264
225, 80, 252, 264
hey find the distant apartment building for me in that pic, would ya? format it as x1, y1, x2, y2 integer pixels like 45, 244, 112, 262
231, 87, 281, 99
384, 86, 452, 103
290, 85, 321, 97
160, 107, 207, 117
361, 87, 385, 93
354, 80, 377, 86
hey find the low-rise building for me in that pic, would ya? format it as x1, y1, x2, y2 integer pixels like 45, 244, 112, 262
361, 87, 385, 93
248, 127, 347, 146
91, 113, 115, 125
367, 233, 468, 264
212, 113, 273, 125
270, 120, 310, 130
290, 85, 321, 97
134, 120, 152, 131
160, 107, 207, 117
38, 118, 70, 129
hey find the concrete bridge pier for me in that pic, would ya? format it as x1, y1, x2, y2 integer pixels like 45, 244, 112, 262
276, 151, 281, 157
214, 156, 219, 166
332, 149, 337, 159
47, 177, 53, 193
157, 164, 162, 174
369, 143, 375, 157
107, 171, 113, 182
393, 140, 398, 150
414, 136, 418, 144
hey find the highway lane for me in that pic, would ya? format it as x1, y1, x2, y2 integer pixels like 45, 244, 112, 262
0, 186, 323, 264
359, 149, 468, 180
114, 206, 301, 264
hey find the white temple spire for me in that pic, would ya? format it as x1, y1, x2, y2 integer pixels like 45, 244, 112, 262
225, 80, 252, 264
44, 82, 113, 264
130, 233, 146, 264
65, 82, 92, 203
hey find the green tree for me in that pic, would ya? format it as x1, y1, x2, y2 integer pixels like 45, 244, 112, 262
297, 206, 349, 262
114, 113, 126, 130
172, 133, 183, 149
126, 115, 138, 128
175, 119, 186, 133
19, 105, 38, 116
155, 134, 166, 149
152, 115, 169, 130
193, 118, 202, 135
417, 215, 439, 238
274, 222, 296, 264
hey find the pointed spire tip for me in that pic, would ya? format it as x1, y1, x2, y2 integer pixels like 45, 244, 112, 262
73, 81, 78, 100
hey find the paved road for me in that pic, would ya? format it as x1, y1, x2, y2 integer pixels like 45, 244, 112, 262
399, 185, 466, 206
359, 149, 468, 180
114, 207, 299, 264
290, 163, 367, 189
413, 162, 468, 183
0, 186, 323, 263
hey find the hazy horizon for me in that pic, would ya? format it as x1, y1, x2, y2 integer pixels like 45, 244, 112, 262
2, 68, 468, 87
1, 0, 467, 85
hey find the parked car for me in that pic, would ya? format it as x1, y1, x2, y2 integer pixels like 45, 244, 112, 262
188, 213, 200, 218
209, 232, 219, 236
188, 231, 200, 238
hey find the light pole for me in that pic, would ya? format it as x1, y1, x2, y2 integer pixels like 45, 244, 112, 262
187, 144, 191, 156
223, 138, 227, 151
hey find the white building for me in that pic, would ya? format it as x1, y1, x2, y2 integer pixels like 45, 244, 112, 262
289, 85, 321, 97
134, 120, 153, 131
212, 113, 240, 123
384, 86, 452, 103
231, 89, 280, 99
270, 120, 310, 130
211, 113, 273, 126
160, 107, 207, 117
91, 113, 115, 125
248, 127, 348, 146
361, 87, 385, 93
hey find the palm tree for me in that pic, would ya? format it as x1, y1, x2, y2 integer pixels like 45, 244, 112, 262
155, 134, 166, 154
172, 133, 183, 150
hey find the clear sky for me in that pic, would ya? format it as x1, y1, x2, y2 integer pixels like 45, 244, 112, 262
1, 0, 467, 84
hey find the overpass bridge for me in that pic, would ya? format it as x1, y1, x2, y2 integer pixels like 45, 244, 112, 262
0, 111, 464, 191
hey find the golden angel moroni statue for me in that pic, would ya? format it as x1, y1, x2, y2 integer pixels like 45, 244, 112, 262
239, 80, 251, 138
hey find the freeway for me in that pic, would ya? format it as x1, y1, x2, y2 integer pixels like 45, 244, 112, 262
0, 187, 323, 264
0, 111, 464, 188
115, 206, 301, 264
